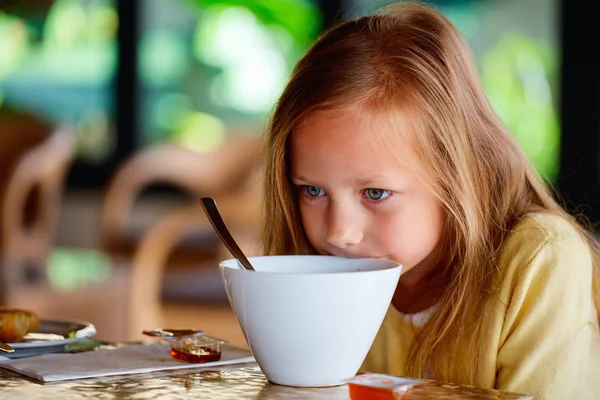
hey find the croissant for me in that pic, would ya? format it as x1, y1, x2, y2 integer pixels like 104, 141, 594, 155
0, 309, 40, 343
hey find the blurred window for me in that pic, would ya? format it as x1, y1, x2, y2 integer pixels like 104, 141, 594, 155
138, 0, 322, 152
0, 0, 118, 165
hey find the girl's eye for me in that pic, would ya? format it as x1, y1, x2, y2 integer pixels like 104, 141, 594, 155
363, 188, 391, 201
303, 185, 325, 197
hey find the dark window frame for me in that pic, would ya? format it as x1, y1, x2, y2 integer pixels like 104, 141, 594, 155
558, 0, 600, 223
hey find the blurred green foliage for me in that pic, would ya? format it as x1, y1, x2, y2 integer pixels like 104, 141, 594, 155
48, 248, 112, 293
188, 0, 321, 49
481, 33, 559, 180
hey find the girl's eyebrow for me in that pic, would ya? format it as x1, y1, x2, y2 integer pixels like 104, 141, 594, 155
291, 175, 311, 183
292, 175, 396, 186
354, 176, 390, 186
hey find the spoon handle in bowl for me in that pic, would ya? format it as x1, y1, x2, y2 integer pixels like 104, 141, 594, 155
200, 197, 256, 271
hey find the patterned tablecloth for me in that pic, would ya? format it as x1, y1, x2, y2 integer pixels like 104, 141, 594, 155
0, 362, 532, 400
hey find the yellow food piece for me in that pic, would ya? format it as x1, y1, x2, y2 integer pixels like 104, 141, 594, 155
0, 309, 40, 343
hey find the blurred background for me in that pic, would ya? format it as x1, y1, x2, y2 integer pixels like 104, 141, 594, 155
0, 0, 597, 346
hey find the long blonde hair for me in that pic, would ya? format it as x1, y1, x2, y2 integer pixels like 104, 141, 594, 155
263, 1, 600, 385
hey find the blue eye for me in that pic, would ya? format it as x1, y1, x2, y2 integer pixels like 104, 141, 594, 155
303, 185, 325, 197
364, 188, 390, 201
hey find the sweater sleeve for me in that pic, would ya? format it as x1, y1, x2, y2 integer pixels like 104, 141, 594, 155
495, 224, 597, 399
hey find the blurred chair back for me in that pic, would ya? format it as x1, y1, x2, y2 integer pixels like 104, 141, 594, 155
99, 136, 262, 261
99, 135, 263, 339
0, 117, 75, 301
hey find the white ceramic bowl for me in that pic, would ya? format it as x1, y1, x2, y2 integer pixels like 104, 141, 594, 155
219, 255, 402, 387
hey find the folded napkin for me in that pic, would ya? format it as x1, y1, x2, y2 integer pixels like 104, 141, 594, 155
0, 343, 254, 382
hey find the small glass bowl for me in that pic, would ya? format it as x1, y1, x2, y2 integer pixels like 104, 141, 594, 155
165, 333, 227, 363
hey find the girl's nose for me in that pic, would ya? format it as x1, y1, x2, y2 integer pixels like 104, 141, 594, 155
326, 205, 363, 249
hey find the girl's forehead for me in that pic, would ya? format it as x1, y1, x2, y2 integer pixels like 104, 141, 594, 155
293, 106, 420, 164
290, 107, 430, 189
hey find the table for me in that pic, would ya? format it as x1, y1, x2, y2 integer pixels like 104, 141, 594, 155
0, 362, 532, 399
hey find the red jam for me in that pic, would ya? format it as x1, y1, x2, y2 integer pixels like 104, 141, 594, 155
170, 347, 222, 363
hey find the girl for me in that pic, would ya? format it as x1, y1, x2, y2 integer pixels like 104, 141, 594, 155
262, 2, 600, 399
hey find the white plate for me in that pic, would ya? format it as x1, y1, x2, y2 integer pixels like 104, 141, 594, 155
5, 319, 96, 359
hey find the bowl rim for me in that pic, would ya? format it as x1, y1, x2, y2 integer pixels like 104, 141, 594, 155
219, 255, 402, 276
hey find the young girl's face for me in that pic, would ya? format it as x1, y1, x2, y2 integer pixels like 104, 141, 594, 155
290, 108, 446, 275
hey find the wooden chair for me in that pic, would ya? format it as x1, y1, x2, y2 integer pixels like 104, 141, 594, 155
0, 115, 140, 342
128, 184, 261, 342
98, 135, 263, 340
99, 135, 262, 266
0, 117, 75, 303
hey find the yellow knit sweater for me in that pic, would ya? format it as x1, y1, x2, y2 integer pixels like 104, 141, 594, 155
362, 213, 600, 399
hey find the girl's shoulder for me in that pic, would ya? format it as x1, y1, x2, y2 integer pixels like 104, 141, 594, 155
493, 214, 599, 400
509, 212, 583, 242
498, 212, 592, 282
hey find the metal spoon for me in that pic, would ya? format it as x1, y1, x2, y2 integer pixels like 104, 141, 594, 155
0, 342, 15, 353
200, 197, 256, 271
142, 329, 203, 338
